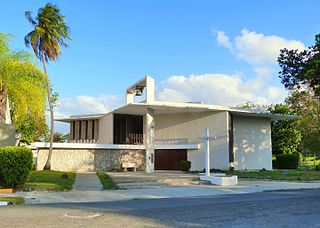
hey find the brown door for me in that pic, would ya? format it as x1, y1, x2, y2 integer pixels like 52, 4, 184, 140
155, 149, 187, 170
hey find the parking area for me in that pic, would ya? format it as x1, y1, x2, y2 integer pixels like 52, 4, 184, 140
108, 171, 201, 189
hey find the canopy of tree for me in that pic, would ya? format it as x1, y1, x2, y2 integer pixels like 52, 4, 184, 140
278, 34, 320, 96
0, 33, 47, 142
278, 33, 320, 158
269, 103, 302, 156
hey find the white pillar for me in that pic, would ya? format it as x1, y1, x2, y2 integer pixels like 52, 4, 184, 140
145, 76, 155, 103
205, 128, 210, 177
145, 108, 155, 173
126, 93, 134, 104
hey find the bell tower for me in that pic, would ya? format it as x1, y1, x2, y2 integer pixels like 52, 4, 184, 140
126, 76, 155, 104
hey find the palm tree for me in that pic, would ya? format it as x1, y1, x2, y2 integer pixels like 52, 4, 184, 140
25, 3, 70, 170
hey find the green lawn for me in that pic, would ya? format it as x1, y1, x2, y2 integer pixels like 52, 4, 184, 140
227, 170, 320, 181
22, 170, 76, 192
96, 172, 119, 190
0, 197, 25, 205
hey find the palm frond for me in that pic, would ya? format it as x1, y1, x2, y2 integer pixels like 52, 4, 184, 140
25, 11, 36, 25
25, 3, 70, 63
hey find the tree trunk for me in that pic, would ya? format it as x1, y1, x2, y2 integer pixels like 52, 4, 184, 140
42, 52, 54, 170
0, 90, 6, 122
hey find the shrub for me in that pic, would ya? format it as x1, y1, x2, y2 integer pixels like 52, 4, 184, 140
315, 165, 320, 171
272, 159, 277, 169
0, 146, 33, 188
276, 153, 299, 169
180, 160, 191, 172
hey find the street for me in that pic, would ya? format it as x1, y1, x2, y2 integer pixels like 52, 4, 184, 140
1, 189, 320, 227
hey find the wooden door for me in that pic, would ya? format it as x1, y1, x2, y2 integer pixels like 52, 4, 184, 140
155, 149, 187, 170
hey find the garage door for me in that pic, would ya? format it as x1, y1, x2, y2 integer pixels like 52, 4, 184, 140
155, 149, 187, 170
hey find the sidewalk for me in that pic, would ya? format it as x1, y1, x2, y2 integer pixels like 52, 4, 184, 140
72, 172, 103, 191
2, 180, 320, 205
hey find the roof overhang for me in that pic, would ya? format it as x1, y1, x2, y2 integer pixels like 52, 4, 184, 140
55, 113, 107, 123
113, 102, 225, 115
113, 101, 295, 120
56, 101, 295, 122
230, 110, 296, 121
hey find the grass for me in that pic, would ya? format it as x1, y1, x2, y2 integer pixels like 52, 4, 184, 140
96, 172, 119, 190
0, 197, 25, 205
22, 170, 76, 192
226, 170, 320, 181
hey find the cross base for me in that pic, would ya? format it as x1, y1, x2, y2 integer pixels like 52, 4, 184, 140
200, 174, 238, 186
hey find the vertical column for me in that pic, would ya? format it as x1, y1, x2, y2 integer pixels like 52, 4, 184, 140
145, 76, 155, 103
145, 108, 155, 173
81, 120, 87, 141
94, 119, 99, 142
126, 93, 134, 104
87, 120, 93, 140
70, 121, 74, 141
74, 121, 80, 141
205, 128, 210, 177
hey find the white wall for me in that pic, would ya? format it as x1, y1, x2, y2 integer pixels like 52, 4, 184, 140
233, 115, 272, 170
155, 111, 229, 171
0, 123, 15, 146
99, 113, 113, 144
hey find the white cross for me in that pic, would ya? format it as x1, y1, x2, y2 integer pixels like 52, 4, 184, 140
199, 128, 217, 177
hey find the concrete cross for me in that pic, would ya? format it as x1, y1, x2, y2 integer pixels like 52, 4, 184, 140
199, 128, 217, 177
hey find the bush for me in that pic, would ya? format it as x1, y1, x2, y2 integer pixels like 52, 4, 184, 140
276, 153, 299, 169
0, 146, 33, 188
272, 159, 277, 169
180, 160, 191, 172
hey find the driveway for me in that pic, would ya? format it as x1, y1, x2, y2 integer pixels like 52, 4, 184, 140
108, 171, 201, 189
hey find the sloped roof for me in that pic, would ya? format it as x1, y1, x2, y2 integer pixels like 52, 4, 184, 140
56, 101, 294, 122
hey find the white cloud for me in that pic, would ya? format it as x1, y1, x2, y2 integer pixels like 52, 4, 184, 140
53, 94, 122, 133
56, 94, 121, 117
157, 72, 287, 107
215, 31, 233, 50
215, 29, 306, 65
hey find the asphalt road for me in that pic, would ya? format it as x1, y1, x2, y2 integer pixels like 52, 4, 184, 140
1, 189, 320, 227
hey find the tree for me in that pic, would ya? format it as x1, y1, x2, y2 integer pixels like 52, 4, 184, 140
286, 91, 320, 160
278, 33, 320, 164
24, 3, 70, 170
52, 132, 69, 142
269, 103, 302, 156
17, 115, 49, 144
278, 34, 320, 96
0, 33, 47, 140
236, 101, 270, 111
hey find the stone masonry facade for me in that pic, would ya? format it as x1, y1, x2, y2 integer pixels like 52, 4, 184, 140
36, 148, 146, 172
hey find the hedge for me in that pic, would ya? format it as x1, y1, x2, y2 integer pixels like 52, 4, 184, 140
180, 160, 191, 172
0, 146, 33, 188
276, 153, 299, 169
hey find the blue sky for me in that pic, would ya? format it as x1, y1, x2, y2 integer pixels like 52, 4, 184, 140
1, 0, 319, 132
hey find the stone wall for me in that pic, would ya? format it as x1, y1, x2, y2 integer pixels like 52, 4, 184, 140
37, 148, 146, 172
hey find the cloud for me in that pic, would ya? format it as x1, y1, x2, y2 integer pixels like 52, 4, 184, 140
157, 72, 287, 107
215, 29, 306, 65
53, 94, 122, 133
216, 31, 233, 50
56, 94, 121, 117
